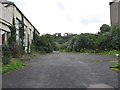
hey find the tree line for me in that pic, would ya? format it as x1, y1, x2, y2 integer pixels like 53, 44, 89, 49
33, 24, 120, 53
2, 23, 120, 65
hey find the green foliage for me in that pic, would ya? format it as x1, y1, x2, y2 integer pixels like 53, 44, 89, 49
9, 17, 16, 43
100, 50, 120, 56
33, 34, 58, 53
9, 42, 25, 58
95, 25, 120, 51
111, 63, 120, 69
2, 43, 28, 73
111, 26, 120, 50
53, 24, 120, 55
100, 24, 110, 33
73, 34, 96, 52
19, 21, 24, 47
2, 43, 25, 65
58, 33, 96, 52
96, 32, 111, 50
2, 56, 10, 65
2, 19, 25, 65
2, 44, 11, 57
39, 34, 57, 53
2, 58, 25, 74
2, 44, 11, 65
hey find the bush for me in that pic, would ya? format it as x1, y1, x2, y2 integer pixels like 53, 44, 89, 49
9, 42, 25, 58
33, 34, 56, 53
2, 43, 25, 65
80, 48, 86, 53
2, 56, 10, 65
2, 44, 11, 65
2, 44, 11, 57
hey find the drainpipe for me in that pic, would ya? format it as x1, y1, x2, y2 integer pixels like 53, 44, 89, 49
21, 14, 24, 47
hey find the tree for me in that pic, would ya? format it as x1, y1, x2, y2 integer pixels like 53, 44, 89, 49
96, 33, 111, 50
111, 26, 120, 50
100, 24, 110, 33
33, 34, 57, 53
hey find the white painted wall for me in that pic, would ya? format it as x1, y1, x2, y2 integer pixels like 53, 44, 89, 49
14, 7, 22, 21
0, 2, 39, 52
2, 5, 12, 24
0, 3, 12, 32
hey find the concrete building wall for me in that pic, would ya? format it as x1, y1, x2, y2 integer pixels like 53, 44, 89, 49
110, 1, 120, 27
2, 5, 12, 25
0, 4, 2, 45
14, 7, 22, 21
24, 18, 28, 26
110, 2, 119, 26
31, 26, 34, 40
0, 1, 40, 53
0, 4, 2, 21
0, 3, 12, 32
2, 24, 10, 32
6, 6, 13, 14
0, 3, 12, 44
0, 4, 2, 31
118, 2, 120, 26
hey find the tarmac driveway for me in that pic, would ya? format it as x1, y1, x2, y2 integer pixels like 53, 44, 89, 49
2, 52, 118, 88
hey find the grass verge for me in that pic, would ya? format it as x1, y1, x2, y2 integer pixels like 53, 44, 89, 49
1, 51, 41, 74
98, 50, 120, 56
111, 68, 120, 73
1, 58, 26, 74
110, 62, 120, 73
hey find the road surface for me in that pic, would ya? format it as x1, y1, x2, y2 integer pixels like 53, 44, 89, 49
2, 52, 118, 88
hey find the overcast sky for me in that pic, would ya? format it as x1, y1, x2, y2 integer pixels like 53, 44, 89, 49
9, 0, 112, 35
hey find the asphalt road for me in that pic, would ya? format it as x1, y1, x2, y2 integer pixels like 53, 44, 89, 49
2, 52, 118, 88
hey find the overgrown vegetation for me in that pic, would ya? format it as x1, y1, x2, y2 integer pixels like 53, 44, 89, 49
19, 21, 24, 48
31, 24, 120, 57
2, 17, 58, 74
2, 58, 25, 74
110, 54, 120, 72
1, 45, 25, 74
2, 21, 120, 73
33, 33, 58, 53
52, 24, 120, 71
53, 24, 120, 56
2, 17, 27, 74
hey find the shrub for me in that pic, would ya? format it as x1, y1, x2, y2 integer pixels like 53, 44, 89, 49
2, 44, 11, 65
2, 56, 10, 65
9, 42, 25, 58
2, 44, 11, 57
2, 58, 26, 74
80, 48, 86, 53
